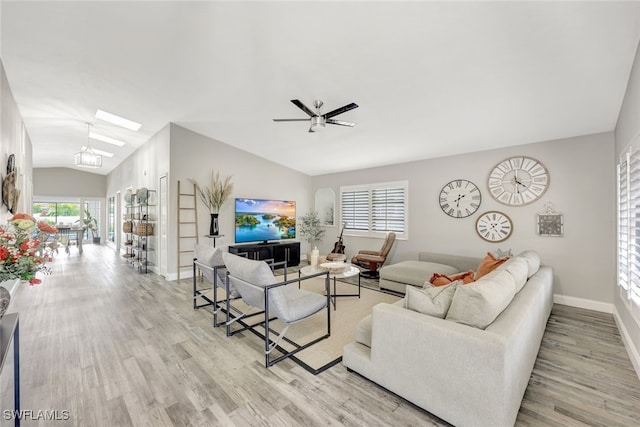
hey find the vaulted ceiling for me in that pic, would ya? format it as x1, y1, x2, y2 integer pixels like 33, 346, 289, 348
2, 1, 639, 176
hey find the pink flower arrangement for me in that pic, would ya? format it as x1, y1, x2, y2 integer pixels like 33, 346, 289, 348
0, 213, 56, 285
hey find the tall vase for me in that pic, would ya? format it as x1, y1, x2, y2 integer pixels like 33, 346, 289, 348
210, 213, 219, 236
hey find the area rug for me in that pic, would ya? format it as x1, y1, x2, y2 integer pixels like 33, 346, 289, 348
222, 277, 400, 374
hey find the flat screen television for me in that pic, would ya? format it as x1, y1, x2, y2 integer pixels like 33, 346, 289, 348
235, 198, 296, 244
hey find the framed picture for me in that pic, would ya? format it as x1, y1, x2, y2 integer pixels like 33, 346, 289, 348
537, 213, 563, 237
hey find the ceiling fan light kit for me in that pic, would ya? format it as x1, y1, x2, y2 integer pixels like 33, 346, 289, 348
273, 99, 358, 133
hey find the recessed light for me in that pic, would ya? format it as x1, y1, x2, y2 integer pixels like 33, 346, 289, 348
82, 146, 114, 158
95, 109, 141, 131
89, 132, 126, 147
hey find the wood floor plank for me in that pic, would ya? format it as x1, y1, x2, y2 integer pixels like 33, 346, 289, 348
8, 245, 640, 426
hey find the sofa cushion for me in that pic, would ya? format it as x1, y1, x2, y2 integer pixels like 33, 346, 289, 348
380, 260, 459, 287
502, 257, 528, 292
446, 269, 516, 329
517, 250, 541, 278
404, 281, 459, 318
429, 270, 475, 286
476, 252, 509, 279
355, 299, 404, 348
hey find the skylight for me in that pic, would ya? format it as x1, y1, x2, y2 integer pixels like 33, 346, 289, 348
95, 109, 141, 131
89, 132, 126, 147
82, 146, 114, 158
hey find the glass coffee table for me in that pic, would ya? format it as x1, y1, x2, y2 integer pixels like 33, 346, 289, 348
298, 264, 361, 310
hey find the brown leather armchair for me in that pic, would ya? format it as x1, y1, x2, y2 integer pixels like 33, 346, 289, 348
351, 232, 396, 278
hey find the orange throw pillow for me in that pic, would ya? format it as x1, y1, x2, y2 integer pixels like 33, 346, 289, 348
429, 270, 476, 287
476, 252, 509, 279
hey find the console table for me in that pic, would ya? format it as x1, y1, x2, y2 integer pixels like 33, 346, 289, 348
228, 241, 300, 268
0, 313, 19, 426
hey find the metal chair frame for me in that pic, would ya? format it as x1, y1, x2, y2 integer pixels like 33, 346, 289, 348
225, 268, 331, 368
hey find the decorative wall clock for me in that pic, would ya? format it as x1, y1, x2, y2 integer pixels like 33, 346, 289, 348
537, 202, 563, 237
488, 156, 549, 206
475, 211, 513, 242
439, 179, 481, 218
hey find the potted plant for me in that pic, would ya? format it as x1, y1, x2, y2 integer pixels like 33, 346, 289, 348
190, 171, 234, 236
83, 209, 100, 244
299, 210, 326, 261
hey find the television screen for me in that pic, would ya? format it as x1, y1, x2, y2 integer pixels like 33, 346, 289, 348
235, 198, 296, 244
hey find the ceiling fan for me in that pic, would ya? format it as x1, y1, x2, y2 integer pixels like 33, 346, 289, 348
273, 99, 358, 133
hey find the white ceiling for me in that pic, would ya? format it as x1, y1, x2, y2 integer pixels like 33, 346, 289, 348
2, 1, 639, 176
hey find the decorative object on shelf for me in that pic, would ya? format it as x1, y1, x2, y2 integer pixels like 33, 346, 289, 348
475, 211, 513, 242
299, 211, 326, 261
138, 187, 149, 205
190, 171, 234, 236
74, 123, 102, 168
488, 156, 549, 206
124, 189, 133, 205
2, 154, 20, 214
136, 222, 154, 236
439, 179, 481, 218
537, 202, 564, 237
0, 213, 55, 285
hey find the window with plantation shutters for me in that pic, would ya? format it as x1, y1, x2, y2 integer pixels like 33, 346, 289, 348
618, 149, 640, 318
340, 181, 408, 238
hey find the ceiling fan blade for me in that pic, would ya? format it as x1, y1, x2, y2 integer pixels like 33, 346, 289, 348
273, 118, 310, 122
323, 102, 358, 119
326, 119, 356, 127
291, 99, 317, 117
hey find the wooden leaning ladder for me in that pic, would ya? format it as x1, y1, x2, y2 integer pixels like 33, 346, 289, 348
177, 180, 199, 280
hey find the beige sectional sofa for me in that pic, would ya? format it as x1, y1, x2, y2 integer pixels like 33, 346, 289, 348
343, 251, 553, 427
379, 251, 481, 294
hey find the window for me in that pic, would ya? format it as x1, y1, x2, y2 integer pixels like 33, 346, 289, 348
108, 197, 115, 243
340, 181, 408, 238
618, 150, 640, 319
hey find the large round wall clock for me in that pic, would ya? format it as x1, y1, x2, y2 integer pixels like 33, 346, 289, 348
475, 211, 513, 242
488, 156, 549, 206
439, 179, 481, 218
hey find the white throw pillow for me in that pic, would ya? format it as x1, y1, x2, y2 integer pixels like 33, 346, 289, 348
517, 250, 540, 278
404, 281, 459, 318
446, 269, 516, 329
504, 257, 528, 292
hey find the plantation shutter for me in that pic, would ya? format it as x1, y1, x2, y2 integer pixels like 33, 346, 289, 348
341, 189, 369, 231
340, 181, 408, 238
629, 150, 640, 305
619, 155, 629, 291
372, 186, 406, 232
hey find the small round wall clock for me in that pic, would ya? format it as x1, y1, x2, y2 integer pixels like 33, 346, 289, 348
488, 156, 549, 206
439, 179, 481, 218
475, 211, 513, 242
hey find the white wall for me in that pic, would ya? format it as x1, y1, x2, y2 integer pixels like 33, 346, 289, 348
0, 59, 32, 221
33, 167, 106, 198
168, 124, 312, 279
614, 40, 640, 376
313, 132, 615, 305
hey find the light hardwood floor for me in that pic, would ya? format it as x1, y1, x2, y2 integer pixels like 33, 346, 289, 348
8, 245, 640, 426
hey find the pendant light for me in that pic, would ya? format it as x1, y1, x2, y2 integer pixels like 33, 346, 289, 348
74, 123, 102, 168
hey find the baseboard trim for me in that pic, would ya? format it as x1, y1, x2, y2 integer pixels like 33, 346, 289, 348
164, 271, 193, 281
553, 294, 613, 314
613, 307, 640, 381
